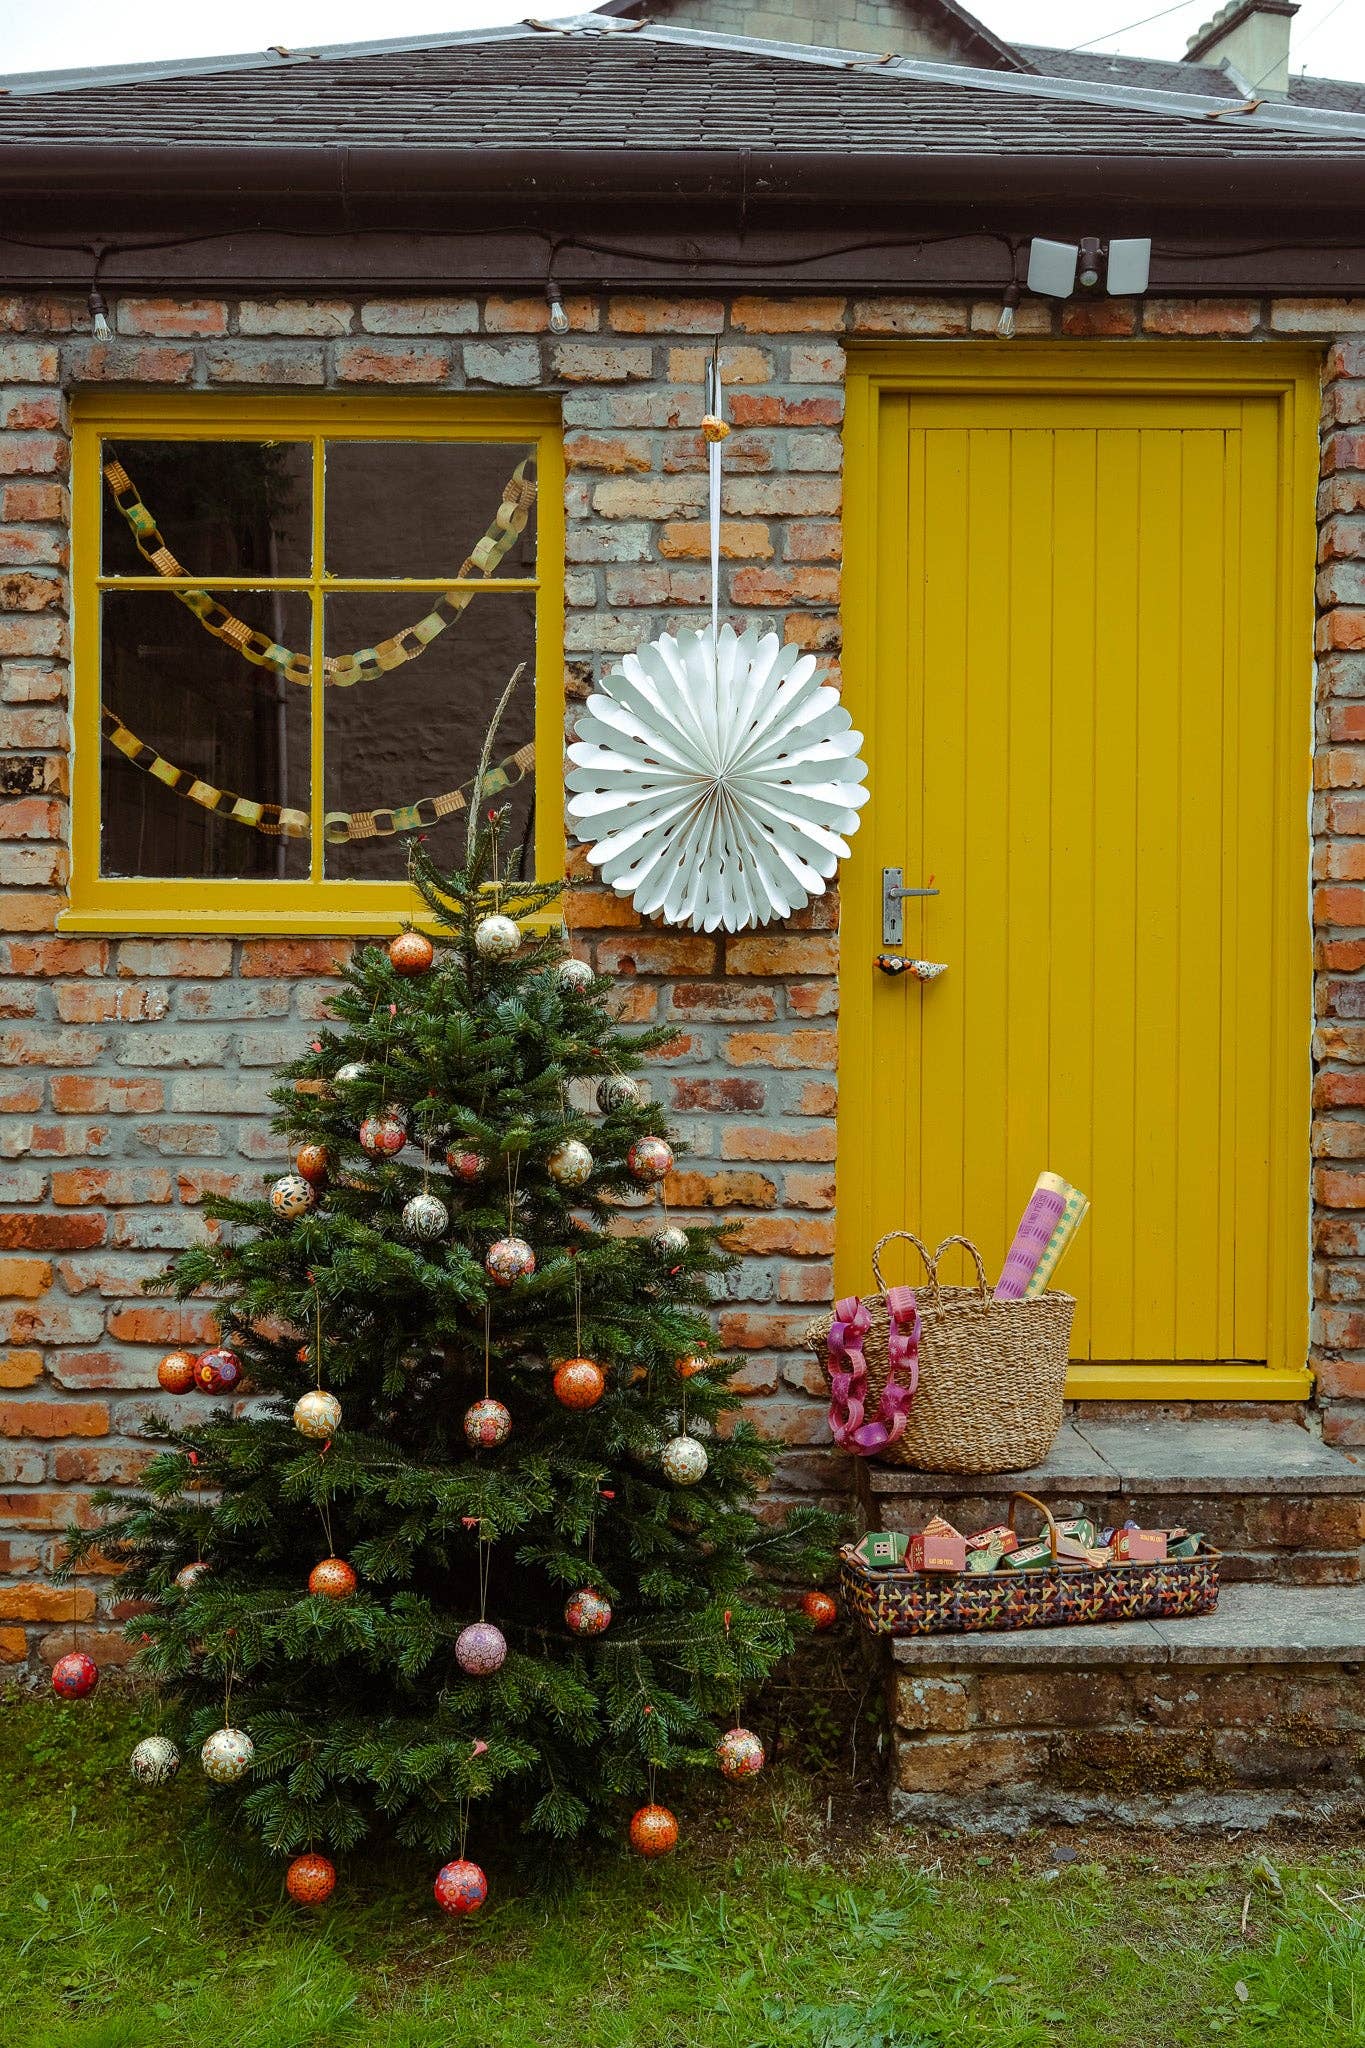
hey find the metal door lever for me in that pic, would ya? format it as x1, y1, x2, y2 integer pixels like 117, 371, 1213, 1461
882, 867, 939, 946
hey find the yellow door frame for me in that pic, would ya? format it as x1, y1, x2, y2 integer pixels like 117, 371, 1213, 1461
840, 344, 1319, 1402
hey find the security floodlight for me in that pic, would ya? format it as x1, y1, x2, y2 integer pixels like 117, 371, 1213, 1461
1105, 238, 1152, 296
1027, 238, 1079, 299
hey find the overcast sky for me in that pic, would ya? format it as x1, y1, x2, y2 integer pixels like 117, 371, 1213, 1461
4, 0, 1364, 83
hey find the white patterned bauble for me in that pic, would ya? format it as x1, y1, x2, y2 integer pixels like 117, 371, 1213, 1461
269, 1174, 316, 1220
650, 1224, 689, 1260
294, 1389, 341, 1439
661, 1433, 709, 1486
547, 1139, 594, 1189
334, 1061, 369, 1085
201, 1726, 254, 1783
556, 957, 595, 992
596, 1075, 640, 1113
567, 623, 869, 933
402, 1192, 449, 1241
474, 913, 521, 960
130, 1734, 181, 1785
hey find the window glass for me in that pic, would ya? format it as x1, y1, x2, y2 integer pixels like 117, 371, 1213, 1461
101, 439, 311, 579
324, 441, 536, 580
322, 591, 536, 881
100, 590, 311, 880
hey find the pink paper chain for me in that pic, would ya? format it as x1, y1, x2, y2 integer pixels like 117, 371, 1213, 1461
826, 1287, 920, 1455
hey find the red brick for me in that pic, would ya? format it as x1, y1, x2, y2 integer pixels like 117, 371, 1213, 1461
0, 797, 63, 842
595, 935, 718, 977
0, 1626, 27, 1661
0, 1399, 108, 1439
0, 938, 106, 973
1316, 1071, 1365, 1108
669, 1078, 765, 1113
51, 1167, 173, 1206
1061, 300, 1138, 337
719, 1310, 816, 1351
726, 935, 838, 976
724, 1030, 837, 1069
74, 341, 195, 382
0, 433, 68, 477
334, 342, 453, 384
484, 296, 598, 333
1313, 1358, 1365, 1398
726, 1216, 836, 1256
726, 394, 843, 429
658, 520, 774, 560
50, 1076, 164, 1113
784, 1169, 836, 1209
663, 1169, 777, 1210
0, 1212, 105, 1251
1142, 298, 1259, 336
1317, 1166, 1365, 1208
0, 1585, 95, 1621
1316, 885, 1365, 927
47, 1351, 160, 1390
609, 296, 724, 334
797, 1081, 838, 1115
669, 984, 777, 1023
0, 1028, 104, 1067
51, 1445, 153, 1484
105, 1304, 218, 1346
55, 983, 169, 1023
0, 481, 66, 521
779, 1263, 834, 1304
116, 938, 231, 977
0, 1351, 42, 1387
240, 939, 352, 977
117, 297, 227, 337
1, 394, 63, 432
563, 431, 653, 474
0, 1257, 51, 1298
721, 1124, 837, 1162
1319, 612, 1365, 653
784, 522, 843, 563
564, 890, 642, 931
0, 1081, 42, 1113
730, 566, 840, 606
730, 298, 847, 333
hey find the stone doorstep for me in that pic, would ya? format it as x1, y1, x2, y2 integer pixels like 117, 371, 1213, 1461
861, 1416, 1365, 1500
889, 1583, 1365, 1670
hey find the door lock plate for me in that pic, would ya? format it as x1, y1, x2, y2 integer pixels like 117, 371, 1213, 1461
882, 868, 939, 946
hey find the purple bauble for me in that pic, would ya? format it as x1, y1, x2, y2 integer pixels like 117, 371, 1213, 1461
455, 1621, 507, 1676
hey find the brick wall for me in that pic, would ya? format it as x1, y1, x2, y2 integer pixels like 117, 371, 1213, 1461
0, 282, 1359, 1670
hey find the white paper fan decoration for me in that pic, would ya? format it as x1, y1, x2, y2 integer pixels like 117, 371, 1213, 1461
566, 624, 869, 933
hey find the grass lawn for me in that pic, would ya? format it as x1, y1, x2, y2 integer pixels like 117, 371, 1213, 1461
3, 1689, 1364, 2047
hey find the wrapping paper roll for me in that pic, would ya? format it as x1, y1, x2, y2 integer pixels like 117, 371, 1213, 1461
996, 1171, 1087, 1300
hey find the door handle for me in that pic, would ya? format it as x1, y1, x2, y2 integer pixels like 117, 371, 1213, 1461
882, 867, 938, 946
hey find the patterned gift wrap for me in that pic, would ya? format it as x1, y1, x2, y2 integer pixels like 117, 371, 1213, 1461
839, 1491, 1219, 1638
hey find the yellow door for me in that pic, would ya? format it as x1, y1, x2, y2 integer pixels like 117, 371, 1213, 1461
840, 349, 1317, 1399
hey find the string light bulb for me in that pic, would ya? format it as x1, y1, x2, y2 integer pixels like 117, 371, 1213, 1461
996, 281, 1020, 340
88, 285, 112, 340
545, 278, 570, 336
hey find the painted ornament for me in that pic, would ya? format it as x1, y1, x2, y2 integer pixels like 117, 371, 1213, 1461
801, 1589, 838, 1632
553, 1357, 605, 1410
716, 1727, 766, 1782
596, 1074, 640, 1113
194, 1347, 242, 1394
51, 1650, 99, 1699
626, 1136, 673, 1185
567, 622, 869, 933
334, 1061, 369, 1085
130, 1734, 181, 1785
565, 1588, 612, 1637
629, 1803, 679, 1857
455, 1622, 507, 1676
294, 1389, 342, 1439
661, 1434, 709, 1486
308, 1557, 357, 1599
446, 1146, 487, 1183
473, 913, 520, 961
175, 1561, 211, 1593
675, 1353, 709, 1381
485, 1235, 535, 1287
359, 1114, 406, 1158
556, 956, 594, 992
650, 1224, 688, 1261
270, 1173, 316, 1220
201, 1726, 254, 1783
403, 1192, 449, 1241
434, 1858, 488, 1916
286, 1853, 337, 1905
546, 1138, 593, 1189
389, 929, 434, 976
157, 1351, 197, 1394
295, 1144, 330, 1185
463, 1398, 512, 1450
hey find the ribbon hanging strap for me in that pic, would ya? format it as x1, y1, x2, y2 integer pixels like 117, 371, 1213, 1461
705, 350, 724, 646
826, 1289, 919, 1456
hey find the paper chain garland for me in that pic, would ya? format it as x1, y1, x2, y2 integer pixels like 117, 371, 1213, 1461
102, 455, 536, 688
101, 704, 534, 842
824, 1290, 919, 1456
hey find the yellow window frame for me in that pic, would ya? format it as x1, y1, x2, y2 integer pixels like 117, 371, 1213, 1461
65, 391, 565, 934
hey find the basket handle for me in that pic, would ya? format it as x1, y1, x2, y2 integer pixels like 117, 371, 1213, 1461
932, 1234, 991, 1306
1007, 1490, 1061, 1562
870, 1230, 936, 1296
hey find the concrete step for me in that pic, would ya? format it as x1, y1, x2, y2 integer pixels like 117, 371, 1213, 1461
858, 1418, 1365, 1585
887, 1583, 1365, 1831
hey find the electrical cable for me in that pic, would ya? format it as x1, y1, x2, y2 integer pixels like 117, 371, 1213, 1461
1068, 0, 1210, 55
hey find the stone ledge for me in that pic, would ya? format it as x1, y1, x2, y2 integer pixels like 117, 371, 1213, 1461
889, 1584, 1365, 1669
864, 1417, 1365, 1499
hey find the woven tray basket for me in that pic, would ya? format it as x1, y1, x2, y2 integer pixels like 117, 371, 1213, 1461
840, 1494, 1220, 1639
805, 1232, 1073, 1474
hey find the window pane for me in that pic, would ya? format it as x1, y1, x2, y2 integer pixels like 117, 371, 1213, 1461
101, 589, 311, 880
101, 439, 312, 579
324, 441, 537, 580
322, 591, 535, 881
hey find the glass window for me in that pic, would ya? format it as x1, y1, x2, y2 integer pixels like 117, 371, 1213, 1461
72, 400, 561, 932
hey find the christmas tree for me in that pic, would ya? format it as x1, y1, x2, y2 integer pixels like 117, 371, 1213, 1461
67, 769, 836, 1900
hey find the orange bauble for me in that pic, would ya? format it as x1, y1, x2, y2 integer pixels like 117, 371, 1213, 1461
675, 1353, 710, 1381
157, 1351, 196, 1394
285, 1853, 336, 1905
389, 930, 434, 977
308, 1557, 358, 1599
295, 1144, 330, 1186
629, 1803, 678, 1857
552, 1357, 605, 1410
801, 1589, 838, 1631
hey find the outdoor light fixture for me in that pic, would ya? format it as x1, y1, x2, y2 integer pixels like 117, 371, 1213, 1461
1025, 235, 1151, 300
87, 286, 112, 340
545, 279, 570, 335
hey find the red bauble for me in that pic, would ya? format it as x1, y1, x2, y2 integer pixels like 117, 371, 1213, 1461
286, 1853, 336, 1905
552, 1357, 605, 1410
295, 1144, 330, 1186
434, 1858, 488, 1916
389, 930, 435, 977
629, 1803, 678, 1857
308, 1557, 357, 1599
565, 1587, 612, 1637
194, 1347, 242, 1394
359, 1114, 406, 1158
801, 1589, 838, 1631
51, 1650, 99, 1700
157, 1351, 196, 1394
446, 1147, 487, 1183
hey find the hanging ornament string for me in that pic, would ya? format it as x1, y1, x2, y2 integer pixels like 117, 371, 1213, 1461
102, 456, 537, 689
477, 1535, 492, 1623
101, 703, 533, 843
483, 1304, 492, 1402
702, 342, 729, 647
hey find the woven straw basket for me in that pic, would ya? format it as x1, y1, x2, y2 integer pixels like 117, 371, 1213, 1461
804, 1231, 1074, 1474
